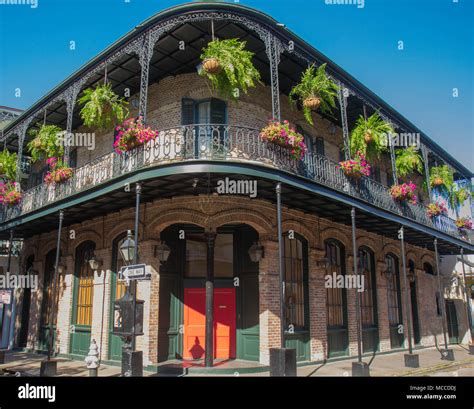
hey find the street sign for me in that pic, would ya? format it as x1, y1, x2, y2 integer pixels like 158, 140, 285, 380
119, 264, 150, 281
0, 289, 12, 304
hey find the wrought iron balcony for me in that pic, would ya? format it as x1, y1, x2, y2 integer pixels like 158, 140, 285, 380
0, 124, 466, 242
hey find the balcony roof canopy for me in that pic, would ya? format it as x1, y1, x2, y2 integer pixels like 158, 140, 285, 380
2, 1, 472, 178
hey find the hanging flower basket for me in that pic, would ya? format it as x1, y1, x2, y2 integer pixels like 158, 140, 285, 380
364, 130, 373, 144
432, 177, 444, 187
202, 57, 222, 74
44, 157, 73, 185
114, 117, 158, 154
303, 97, 321, 110
0, 181, 22, 206
390, 182, 417, 205
455, 217, 472, 231
338, 152, 371, 179
259, 120, 307, 160
426, 201, 448, 218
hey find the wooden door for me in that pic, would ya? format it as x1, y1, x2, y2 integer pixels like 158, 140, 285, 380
183, 288, 236, 360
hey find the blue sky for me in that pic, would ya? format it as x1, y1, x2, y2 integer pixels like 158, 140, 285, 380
0, 0, 472, 170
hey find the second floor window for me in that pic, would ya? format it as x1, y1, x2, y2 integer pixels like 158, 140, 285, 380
181, 98, 227, 125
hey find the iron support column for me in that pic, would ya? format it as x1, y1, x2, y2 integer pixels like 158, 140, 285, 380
205, 231, 216, 367
48, 210, 64, 361
434, 239, 449, 350
422, 145, 432, 201
459, 248, 473, 344
337, 86, 351, 160
389, 136, 398, 185
266, 37, 281, 121
276, 183, 285, 346
138, 33, 152, 122
399, 227, 413, 354
131, 183, 141, 352
351, 208, 362, 361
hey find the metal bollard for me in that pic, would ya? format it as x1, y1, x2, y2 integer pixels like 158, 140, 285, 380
84, 339, 99, 377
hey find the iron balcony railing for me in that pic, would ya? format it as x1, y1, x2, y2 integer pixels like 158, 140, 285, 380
0, 124, 466, 241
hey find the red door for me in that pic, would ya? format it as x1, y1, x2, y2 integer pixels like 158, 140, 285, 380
183, 288, 236, 360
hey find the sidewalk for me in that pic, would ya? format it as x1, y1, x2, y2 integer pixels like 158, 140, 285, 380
300, 344, 474, 377
1, 345, 473, 376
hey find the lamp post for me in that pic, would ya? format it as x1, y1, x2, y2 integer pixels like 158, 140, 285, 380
117, 229, 143, 376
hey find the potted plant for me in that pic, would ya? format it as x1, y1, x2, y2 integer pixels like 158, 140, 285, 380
289, 63, 339, 125
199, 38, 261, 99
338, 151, 371, 179
44, 157, 73, 184
113, 117, 159, 154
79, 83, 129, 129
455, 217, 473, 232
390, 182, 417, 205
259, 120, 307, 160
426, 201, 448, 218
0, 150, 18, 181
448, 186, 470, 212
0, 181, 22, 206
27, 124, 64, 162
395, 146, 423, 178
349, 112, 393, 160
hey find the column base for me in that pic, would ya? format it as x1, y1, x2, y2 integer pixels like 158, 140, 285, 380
269, 348, 296, 376
404, 353, 420, 368
122, 350, 143, 377
468, 344, 474, 355
352, 361, 370, 377
40, 360, 57, 377
440, 348, 455, 361
0, 350, 6, 364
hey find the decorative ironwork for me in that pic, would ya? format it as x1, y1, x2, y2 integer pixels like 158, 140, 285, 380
337, 86, 350, 160
0, 124, 466, 243
389, 134, 398, 185
421, 144, 432, 200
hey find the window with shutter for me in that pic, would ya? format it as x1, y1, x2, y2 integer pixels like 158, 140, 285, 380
316, 137, 325, 156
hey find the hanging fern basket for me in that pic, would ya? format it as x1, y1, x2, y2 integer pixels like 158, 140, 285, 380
202, 57, 222, 74
432, 177, 444, 187
303, 97, 321, 110
364, 130, 373, 144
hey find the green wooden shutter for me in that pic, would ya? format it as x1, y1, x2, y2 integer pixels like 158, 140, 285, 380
210, 98, 227, 124
181, 98, 195, 125
316, 137, 325, 156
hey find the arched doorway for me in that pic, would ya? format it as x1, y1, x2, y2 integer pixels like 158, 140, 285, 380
358, 246, 379, 353
38, 250, 56, 351
70, 241, 95, 356
157, 223, 259, 363
325, 239, 348, 358
386, 253, 404, 349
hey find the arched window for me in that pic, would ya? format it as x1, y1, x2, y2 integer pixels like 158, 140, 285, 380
423, 262, 435, 275
358, 247, 379, 352
283, 234, 308, 330
386, 254, 404, 348
73, 241, 95, 327
325, 240, 348, 357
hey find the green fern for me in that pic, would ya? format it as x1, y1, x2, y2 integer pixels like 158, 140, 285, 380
27, 124, 64, 162
349, 112, 392, 160
0, 150, 18, 181
428, 165, 453, 199
395, 146, 423, 178
289, 63, 339, 125
78, 83, 129, 129
199, 39, 261, 100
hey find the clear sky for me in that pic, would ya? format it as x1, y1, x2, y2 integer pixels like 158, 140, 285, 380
0, 0, 472, 170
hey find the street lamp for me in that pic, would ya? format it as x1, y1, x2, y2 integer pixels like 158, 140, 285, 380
248, 242, 264, 263
120, 230, 135, 265
88, 255, 102, 271
154, 241, 171, 263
